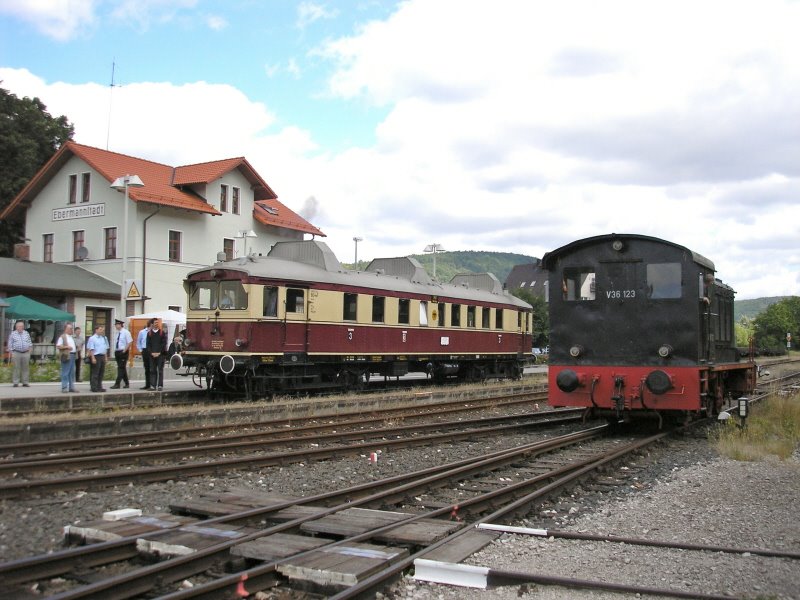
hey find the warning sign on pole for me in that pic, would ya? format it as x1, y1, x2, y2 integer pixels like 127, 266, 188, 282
125, 279, 142, 299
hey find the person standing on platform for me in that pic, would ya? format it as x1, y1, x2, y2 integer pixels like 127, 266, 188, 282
110, 319, 133, 389
137, 319, 154, 390
7, 320, 32, 387
73, 326, 85, 382
56, 323, 77, 393
86, 325, 110, 393
146, 319, 168, 391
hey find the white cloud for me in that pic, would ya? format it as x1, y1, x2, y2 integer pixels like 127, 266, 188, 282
205, 14, 227, 30
2, 0, 799, 299
296, 2, 337, 29
0, 0, 97, 41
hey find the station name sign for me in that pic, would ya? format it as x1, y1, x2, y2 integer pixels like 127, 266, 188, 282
52, 203, 105, 221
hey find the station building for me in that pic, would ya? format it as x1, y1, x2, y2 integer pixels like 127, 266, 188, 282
0, 141, 324, 333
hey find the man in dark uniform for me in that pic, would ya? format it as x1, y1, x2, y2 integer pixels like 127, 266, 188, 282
145, 319, 168, 390
137, 319, 154, 389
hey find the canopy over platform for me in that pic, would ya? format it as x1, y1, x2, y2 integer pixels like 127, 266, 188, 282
4, 295, 75, 322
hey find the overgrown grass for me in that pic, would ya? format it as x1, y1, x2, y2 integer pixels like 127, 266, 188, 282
711, 394, 800, 461
0, 360, 117, 384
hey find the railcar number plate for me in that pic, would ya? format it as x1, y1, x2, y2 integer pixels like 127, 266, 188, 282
606, 290, 636, 299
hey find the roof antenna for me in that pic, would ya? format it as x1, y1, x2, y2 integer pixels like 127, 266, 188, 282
106, 60, 116, 150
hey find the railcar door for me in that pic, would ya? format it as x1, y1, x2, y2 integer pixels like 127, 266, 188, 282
282, 286, 309, 353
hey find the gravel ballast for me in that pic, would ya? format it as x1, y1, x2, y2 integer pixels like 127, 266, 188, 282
0, 420, 797, 599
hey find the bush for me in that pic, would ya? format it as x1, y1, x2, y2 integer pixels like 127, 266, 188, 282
0, 359, 118, 383
711, 395, 800, 461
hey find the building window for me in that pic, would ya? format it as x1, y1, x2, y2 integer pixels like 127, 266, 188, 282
43, 234, 53, 263
81, 172, 91, 203
72, 230, 85, 261
232, 187, 240, 215
372, 296, 385, 323
168, 230, 182, 262
168, 305, 182, 313
104, 227, 117, 259
68, 175, 77, 204
451, 304, 461, 327
343, 293, 358, 321
220, 184, 228, 212
223, 238, 234, 261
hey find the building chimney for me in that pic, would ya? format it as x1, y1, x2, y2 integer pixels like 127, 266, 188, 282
13, 243, 30, 261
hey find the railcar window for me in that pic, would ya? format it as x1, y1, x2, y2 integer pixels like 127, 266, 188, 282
286, 288, 305, 314
219, 280, 248, 310
438, 302, 446, 326
647, 263, 681, 299
343, 293, 358, 321
451, 304, 461, 327
467, 306, 476, 328
263, 286, 278, 317
517, 311, 522, 328
563, 268, 595, 301
420, 301, 429, 326
398, 299, 410, 324
189, 281, 216, 310
482, 307, 490, 328
372, 296, 385, 323
496, 308, 504, 329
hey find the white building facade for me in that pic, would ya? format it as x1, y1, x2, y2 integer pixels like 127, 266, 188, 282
1, 141, 325, 331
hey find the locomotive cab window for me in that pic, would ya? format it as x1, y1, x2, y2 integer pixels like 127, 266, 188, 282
343, 293, 358, 321
286, 288, 305, 314
189, 281, 217, 310
647, 263, 681, 299
563, 268, 595, 301
263, 286, 278, 317
219, 280, 247, 310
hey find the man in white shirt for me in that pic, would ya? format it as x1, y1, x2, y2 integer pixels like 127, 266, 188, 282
110, 319, 133, 389
56, 323, 77, 393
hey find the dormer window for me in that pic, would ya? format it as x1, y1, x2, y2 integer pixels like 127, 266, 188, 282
220, 184, 229, 212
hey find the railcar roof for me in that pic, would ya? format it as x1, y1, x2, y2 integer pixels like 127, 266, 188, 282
541, 233, 715, 272
187, 241, 531, 309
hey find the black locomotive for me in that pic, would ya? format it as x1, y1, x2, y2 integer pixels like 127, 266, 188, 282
542, 233, 756, 424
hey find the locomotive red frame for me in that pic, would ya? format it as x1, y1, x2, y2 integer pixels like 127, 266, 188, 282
175, 240, 532, 397
541, 233, 756, 424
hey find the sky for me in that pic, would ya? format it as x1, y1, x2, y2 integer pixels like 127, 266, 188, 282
1, 0, 798, 300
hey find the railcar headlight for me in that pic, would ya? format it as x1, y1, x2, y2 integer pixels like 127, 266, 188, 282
657, 344, 673, 358
556, 369, 582, 392
569, 345, 584, 358
645, 370, 673, 395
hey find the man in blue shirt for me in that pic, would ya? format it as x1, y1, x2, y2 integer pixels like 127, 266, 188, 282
86, 324, 110, 392
110, 319, 133, 389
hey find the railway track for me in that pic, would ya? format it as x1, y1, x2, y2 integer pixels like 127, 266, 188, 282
0, 424, 669, 599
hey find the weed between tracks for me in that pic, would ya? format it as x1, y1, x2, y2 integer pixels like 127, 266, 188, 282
711, 393, 800, 461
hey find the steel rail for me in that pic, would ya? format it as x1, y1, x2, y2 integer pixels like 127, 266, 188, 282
0, 390, 548, 457
37, 426, 609, 599
0, 407, 574, 475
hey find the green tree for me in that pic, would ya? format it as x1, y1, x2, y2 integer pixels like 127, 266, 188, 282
513, 288, 549, 347
752, 296, 800, 353
0, 87, 74, 256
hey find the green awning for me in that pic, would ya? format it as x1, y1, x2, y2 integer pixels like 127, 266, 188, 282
4, 295, 75, 322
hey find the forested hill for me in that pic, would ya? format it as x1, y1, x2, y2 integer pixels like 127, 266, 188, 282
734, 296, 791, 321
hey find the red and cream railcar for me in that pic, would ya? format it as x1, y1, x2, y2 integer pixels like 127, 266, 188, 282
174, 241, 532, 397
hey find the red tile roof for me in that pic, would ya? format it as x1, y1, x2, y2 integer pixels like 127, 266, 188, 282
255, 199, 326, 237
174, 157, 278, 200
